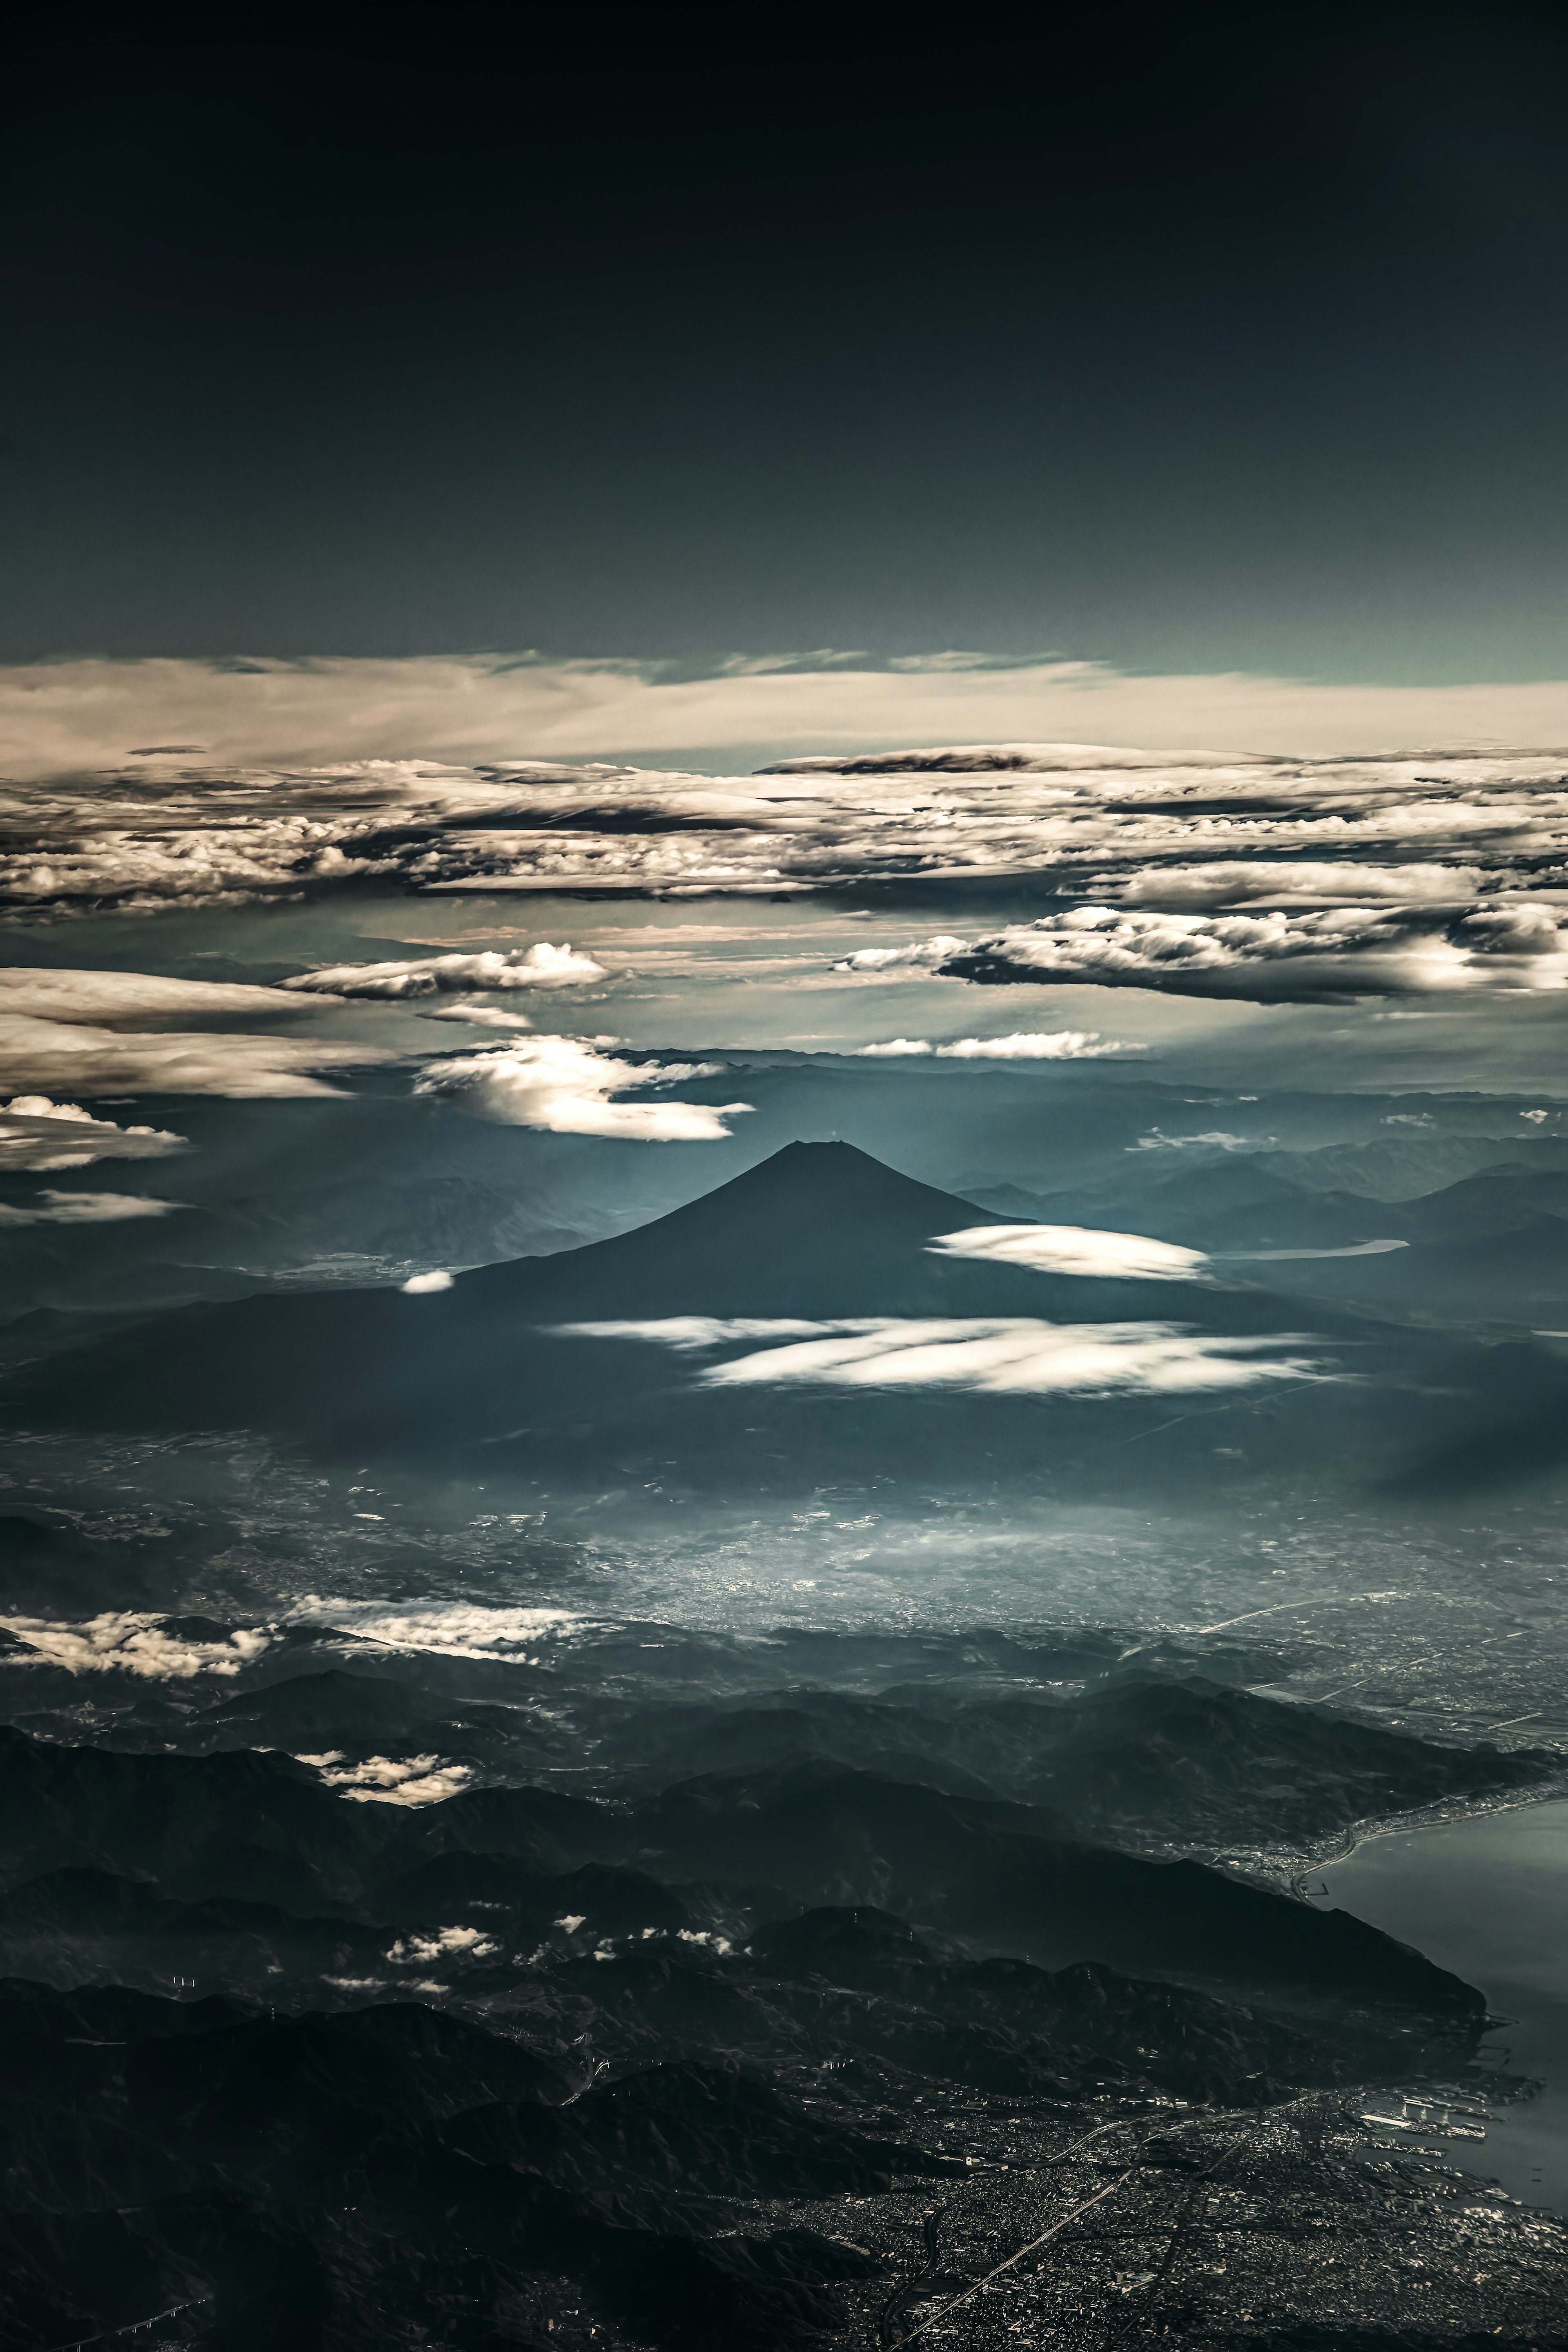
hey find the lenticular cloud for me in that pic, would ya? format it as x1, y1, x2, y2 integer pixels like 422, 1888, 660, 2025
930, 1224, 1212, 1282
557, 1316, 1323, 1395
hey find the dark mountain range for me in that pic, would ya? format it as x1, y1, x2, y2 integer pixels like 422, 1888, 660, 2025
0, 1654, 1539, 2350
439, 2057, 966, 2203
0, 1726, 384, 1908
0, 1708, 1501, 2022
593, 1675, 1552, 1851
180, 1669, 569, 1777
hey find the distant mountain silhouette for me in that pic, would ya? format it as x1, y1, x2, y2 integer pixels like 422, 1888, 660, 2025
1, 1141, 1388, 1476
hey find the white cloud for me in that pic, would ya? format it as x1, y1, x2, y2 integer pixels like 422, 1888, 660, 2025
1108, 860, 1492, 910
554, 1315, 1323, 1395
296, 1751, 477, 1805
935, 1031, 1137, 1059
930, 1223, 1212, 1282
0, 1612, 272, 1678
414, 1034, 751, 1140
859, 902, 1568, 1003
419, 1004, 537, 1030
401, 1269, 454, 1294
838, 937, 971, 975
387, 1924, 499, 1962
853, 1031, 1139, 1060
0, 1097, 187, 1172
0, 1188, 185, 1228
282, 943, 607, 998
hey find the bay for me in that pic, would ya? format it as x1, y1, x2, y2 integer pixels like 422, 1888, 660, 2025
1316, 1796, 1568, 2211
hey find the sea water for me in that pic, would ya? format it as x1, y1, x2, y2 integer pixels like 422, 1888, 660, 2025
1316, 1797, 1568, 2212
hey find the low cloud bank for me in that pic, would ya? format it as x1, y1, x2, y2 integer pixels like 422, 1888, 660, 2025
415, 1035, 751, 1140
296, 1752, 476, 1806
0, 1613, 272, 1678
557, 1315, 1323, 1395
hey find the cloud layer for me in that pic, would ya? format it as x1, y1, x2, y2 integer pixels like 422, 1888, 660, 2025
6, 664, 1567, 1003
558, 1316, 1322, 1394
414, 1036, 751, 1140
9, 652, 1568, 779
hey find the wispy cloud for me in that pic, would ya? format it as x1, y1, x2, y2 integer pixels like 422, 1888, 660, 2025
0, 1189, 185, 1228
0, 967, 394, 1098
414, 1035, 752, 1139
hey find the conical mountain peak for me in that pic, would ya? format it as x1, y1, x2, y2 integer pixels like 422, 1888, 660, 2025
634, 1139, 996, 1241
479, 1138, 1005, 1319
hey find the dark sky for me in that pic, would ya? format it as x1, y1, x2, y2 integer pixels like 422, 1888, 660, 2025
7, 7, 1568, 679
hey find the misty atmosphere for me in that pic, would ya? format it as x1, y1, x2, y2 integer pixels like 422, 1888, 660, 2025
8, 10, 1568, 2349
